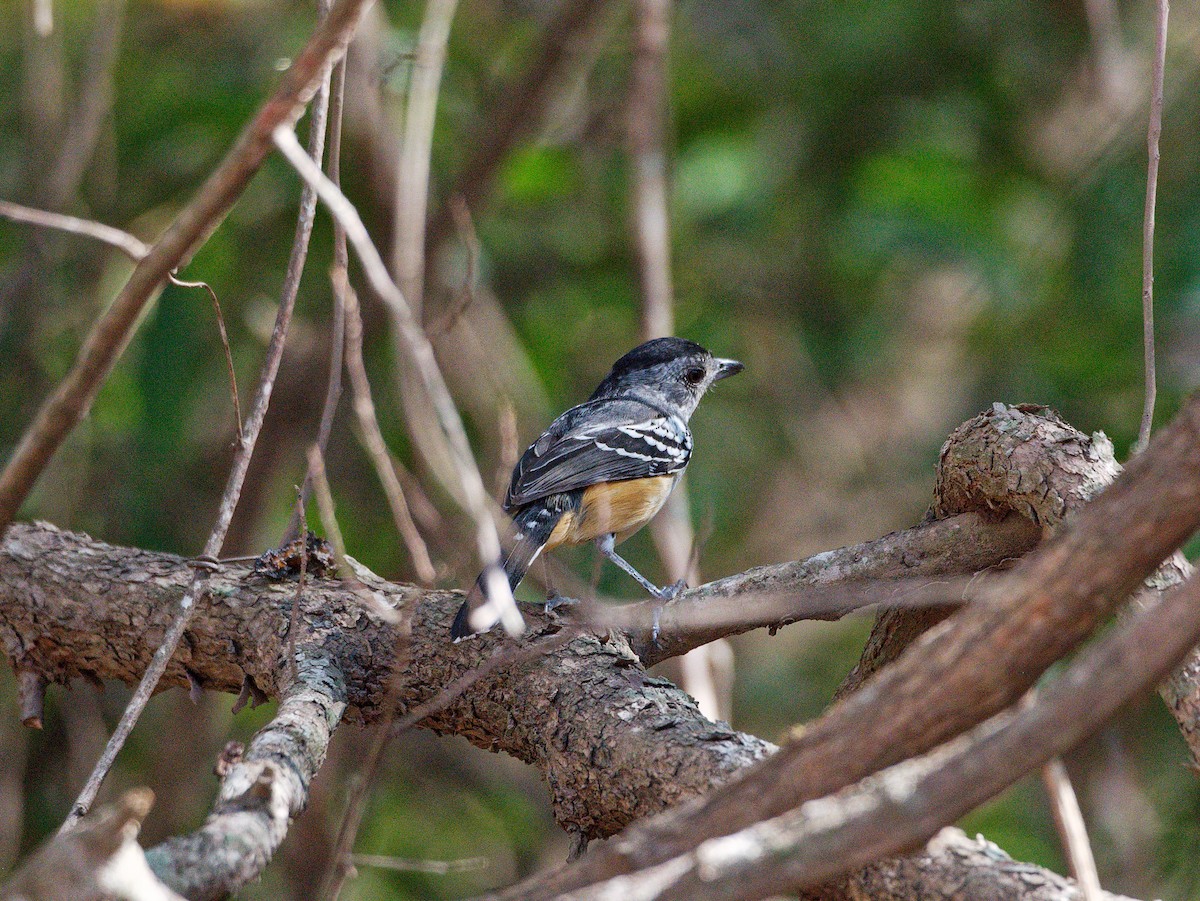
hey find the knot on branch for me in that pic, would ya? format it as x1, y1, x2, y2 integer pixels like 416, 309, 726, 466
932, 403, 1119, 529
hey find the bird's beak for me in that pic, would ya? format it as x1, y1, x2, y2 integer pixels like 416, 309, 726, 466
713, 358, 745, 381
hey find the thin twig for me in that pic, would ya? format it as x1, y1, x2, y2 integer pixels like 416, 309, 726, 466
343, 283, 438, 584
17, 670, 47, 730
392, 0, 460, 317
0, 0, 127, 332
626, 0, 727, 720
321, 603, 581, 899
391, 626, 582, 740
318, 678, 404, 901
306, 445, 401, 625
272, 125, 521, 635
0, 0, 373, 532
424, 0, 611, 255
43, 0, 127, 212
494, 397, 519, 499
0, 203, 243, 441
1136, 0, 1168, 453
314, 445, 415, 901
628, 0, 674, 337
287, 488, 310, 684
286, 49, 350, 542
169, 275, 243, 443
306, 447, 346, 563
0, 200, 149, 260
59, 20, 344, 830
349, 853, 487, 874
1041, 757, 1103, 901
426, 195, 480, 338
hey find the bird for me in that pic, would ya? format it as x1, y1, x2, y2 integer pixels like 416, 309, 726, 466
451, 336, 744, 639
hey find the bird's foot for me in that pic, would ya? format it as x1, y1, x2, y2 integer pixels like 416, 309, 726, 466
544, 593, 579, 615
656, 579, 688, 601
648, 581, 686, 646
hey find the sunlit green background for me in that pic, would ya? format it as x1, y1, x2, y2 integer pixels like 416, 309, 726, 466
2, 0, 1199, 898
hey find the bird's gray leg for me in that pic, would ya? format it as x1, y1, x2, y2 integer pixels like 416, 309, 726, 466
596, 533, 666, 596
541, 558, 575, 612
596, 534, 686, 644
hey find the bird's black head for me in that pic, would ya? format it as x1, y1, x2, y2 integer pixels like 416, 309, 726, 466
589, 337, 744, 418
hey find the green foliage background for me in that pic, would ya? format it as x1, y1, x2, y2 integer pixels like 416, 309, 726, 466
2, 0, 1199, 897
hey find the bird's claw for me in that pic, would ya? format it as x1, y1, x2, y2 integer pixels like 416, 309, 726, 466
656, 579, 688, 601
544, 593, 578, 615
648, 580, 686, 646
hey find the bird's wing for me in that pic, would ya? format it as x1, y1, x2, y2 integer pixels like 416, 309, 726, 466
504, 398, 692, 509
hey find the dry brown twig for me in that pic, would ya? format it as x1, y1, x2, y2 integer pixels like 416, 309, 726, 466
307, 439, 412, 901
426, 195, 481, 339
423, 0, 614, 258
286, 488, 311, 684
288, 39, 349, 542
0, 200, 150, 259
626, 0, 730, 721
349, 853, 487, 875
168, 275, 244, 442
306, 445, 400, 626
1042, 756, 1103, 901
0, 0, 127, 333
1136, 0, 1169, 452
342, 281, 438, 584
0, 199, 246, 443
392, 0, 460, 318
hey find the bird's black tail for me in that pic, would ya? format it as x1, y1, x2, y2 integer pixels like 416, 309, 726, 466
450, 503, 565, 639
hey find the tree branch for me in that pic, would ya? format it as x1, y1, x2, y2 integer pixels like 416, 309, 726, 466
495, 400, 1200, 898
145, 654, 346, 900
557, 553, 1200, 900
0, 521, 770, 842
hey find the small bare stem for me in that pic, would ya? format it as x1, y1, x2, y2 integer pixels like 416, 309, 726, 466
0, 200, 149, 260
1136, 0, 1168, 453
169, 276, 243, 443
392, 0, 461, 317
1041, 757, 1103, 901
287, 488, 310, 683
0, 0, 373, 532
343, 284, 438, 584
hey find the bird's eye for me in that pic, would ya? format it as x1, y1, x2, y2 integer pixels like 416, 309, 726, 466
683, 367, 706, 386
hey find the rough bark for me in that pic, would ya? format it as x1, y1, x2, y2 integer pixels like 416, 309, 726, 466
628, 511, 1039, 666
841, 403, 1120, 696
556, 552, 1200, 900
144, 655, 345, 900
0, 521, 771, 843
496, 398, 1200, 898
807, 828, 1139, 901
